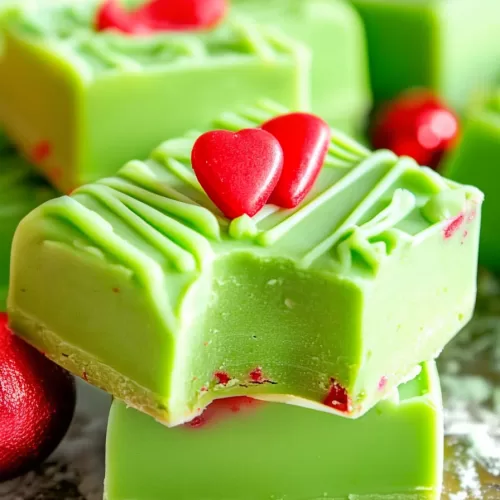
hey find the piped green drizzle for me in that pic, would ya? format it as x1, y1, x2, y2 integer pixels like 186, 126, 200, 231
422, 189, 467, 224
5, 2, 300, 79
331, 188, 416, 275
40, 101, 482, 302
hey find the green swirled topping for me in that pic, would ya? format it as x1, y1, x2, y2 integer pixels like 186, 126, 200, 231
421, 189, 466, 224
3, 1, 300, 78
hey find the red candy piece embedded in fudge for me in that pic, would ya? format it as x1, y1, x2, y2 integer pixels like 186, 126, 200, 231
188, 397, 261, 429
323, 378, 351, 413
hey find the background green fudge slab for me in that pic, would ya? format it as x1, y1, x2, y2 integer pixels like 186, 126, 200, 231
8, 101, 483, 427
350, 0, 500, 110
232, 0, 371, 135
0, 148, 54, 311
0, 2, 309, 193
444, 92, 500, 272
105, 362, 443, 500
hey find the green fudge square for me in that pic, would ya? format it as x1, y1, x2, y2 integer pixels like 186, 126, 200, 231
8, 101, 482, 427
444, 92, 500, 271
350, 0, 500, 110
232, 0, 371, 135
0, 1, 309, 193
0, 147, 55, 311
105, 362, 443, 500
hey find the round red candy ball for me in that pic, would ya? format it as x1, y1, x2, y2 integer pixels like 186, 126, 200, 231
0, 314, 76, 482
371, 90, 459, 169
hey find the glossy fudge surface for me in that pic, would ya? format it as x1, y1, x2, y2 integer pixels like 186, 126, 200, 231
351, 0, 500, 110
233, 0, 371, 135
8, 101, 482, 427
105, 362, 443, 500
0, 1, 309, 193
444, 92, 500, 271
0, 146, 54, 311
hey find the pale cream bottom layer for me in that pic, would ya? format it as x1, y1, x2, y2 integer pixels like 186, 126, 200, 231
13, 318, 179, 425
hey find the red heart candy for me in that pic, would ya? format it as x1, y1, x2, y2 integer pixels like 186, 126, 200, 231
135, 0, 228, 31
262, 113, 331, 208
191, 129, 284, 219
95, 0, 149, 34
95, 0, 227, 34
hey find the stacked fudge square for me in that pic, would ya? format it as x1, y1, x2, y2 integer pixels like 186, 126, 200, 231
0, 0, 496, 498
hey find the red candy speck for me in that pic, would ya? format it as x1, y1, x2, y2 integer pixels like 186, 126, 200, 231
191, 129, 284, 219
31, 141, 52, 163
323, 379, 351, 413
82, 371, 88, 382
214, 371, 230, 385
188, 415, 204, 428
96, 0, 227, 35
378, 376, 388, 391
262, 113, 331, 208
249, 367, 264, 383
249, 367, 273, 384
371, 91, 459, 170
187, 397, 260, 429
444, 213, 465, 239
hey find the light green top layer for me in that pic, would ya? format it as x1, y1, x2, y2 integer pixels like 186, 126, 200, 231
1, 1, 302, 80
60, 99, 479, 284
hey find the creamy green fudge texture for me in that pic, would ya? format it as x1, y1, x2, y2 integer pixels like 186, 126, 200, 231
444, 91, 500, 272
350, 0, 500, 110
0, 146, 54, 311
232, 0, 371, 135
0, 1, 308, 193
8, 101, 482, 426
105, 362, 443, 500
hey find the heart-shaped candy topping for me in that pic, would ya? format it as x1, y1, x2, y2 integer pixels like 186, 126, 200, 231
262, 113, 331, 208
135, 0, 228, 31
96, 0, 228, 34
191, 129, 284, 219
95, 0, 148, 34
